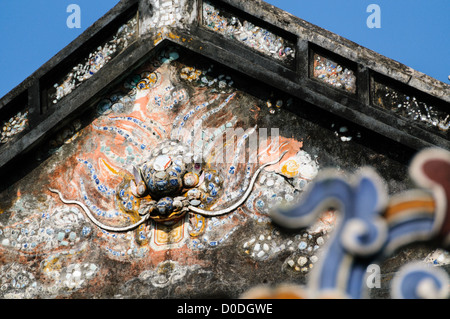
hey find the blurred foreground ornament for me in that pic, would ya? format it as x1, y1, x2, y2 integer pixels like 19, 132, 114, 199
391, 262, 449, 299
408, 148, 450, 247
262, 147, 450, 299
241, 284, 307, 299
270, 167, 389, 299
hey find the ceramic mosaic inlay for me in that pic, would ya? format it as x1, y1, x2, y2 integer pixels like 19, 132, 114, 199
150, 0, 183, 27
373, 81, 450, 134
313, 53, 356, 94
0, 45, 327, 298
0, 110, 29, 144
1, 0, 448, 300
202, 1, 295, 63
1, 40, 438, 299
49, 15, 138, 105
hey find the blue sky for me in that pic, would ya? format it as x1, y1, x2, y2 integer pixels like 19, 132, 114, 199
0, 0, 449, 99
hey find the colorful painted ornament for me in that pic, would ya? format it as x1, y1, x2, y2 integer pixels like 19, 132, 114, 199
269, 147, 450, 299
50, 140, 287, 230
202, 1, 295, 63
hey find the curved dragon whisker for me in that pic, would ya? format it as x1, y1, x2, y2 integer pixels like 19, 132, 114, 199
50, 138, 288, 231
49, 188, 150, 232
188, 151, 288, 217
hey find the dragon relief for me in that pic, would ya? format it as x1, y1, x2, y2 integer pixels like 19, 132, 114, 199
46, 47, 295, 243
50, 139, 287, 232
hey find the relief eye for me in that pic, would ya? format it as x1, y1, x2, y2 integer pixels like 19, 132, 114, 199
130, 180, 146, 198
129, 180, 139, 197
183, 172, 199, 188
137, 181, 148, 197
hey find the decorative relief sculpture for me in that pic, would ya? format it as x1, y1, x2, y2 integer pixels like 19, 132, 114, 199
312, 54, 356, 94
202, 1, 295, 64
45, 46, 305, 255
50, 15, 138, 105
373, 81, 450, 134
50, 140, 287, 232
0, 110, 29, 145
1, 0, 448, 301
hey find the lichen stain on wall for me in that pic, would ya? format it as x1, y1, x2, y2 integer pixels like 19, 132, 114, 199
0, 46, 325, 298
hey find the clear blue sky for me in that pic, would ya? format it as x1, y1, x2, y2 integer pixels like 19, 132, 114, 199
0, 0, 449, 99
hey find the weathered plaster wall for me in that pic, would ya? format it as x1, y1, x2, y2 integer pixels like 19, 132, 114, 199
0, 44, 430, 299
0, 0, 448, 300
